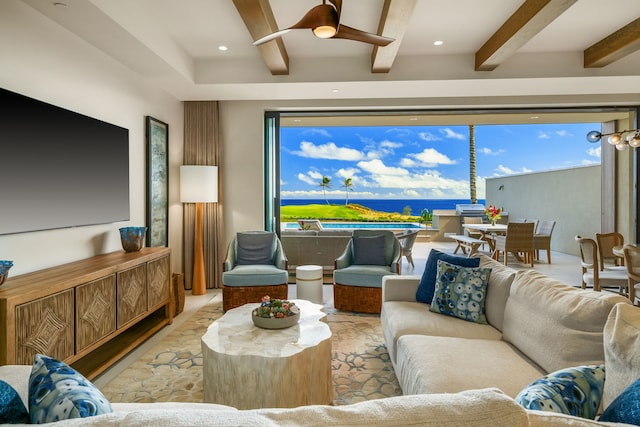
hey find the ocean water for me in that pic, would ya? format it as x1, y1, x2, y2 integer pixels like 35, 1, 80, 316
281, 199, 486, 215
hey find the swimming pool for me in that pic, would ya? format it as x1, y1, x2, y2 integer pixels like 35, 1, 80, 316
284, 222, 421, 230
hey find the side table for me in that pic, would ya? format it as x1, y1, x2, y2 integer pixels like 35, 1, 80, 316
296, 265, 323, 304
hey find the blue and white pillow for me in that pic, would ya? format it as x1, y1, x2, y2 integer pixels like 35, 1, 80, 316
416, 250, 480, 304
29, 354, 112, 424
429, 260, 491, 324
515, 365, 605, 420
0, 380, 30, 424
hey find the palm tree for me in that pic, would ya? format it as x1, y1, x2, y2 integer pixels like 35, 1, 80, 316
320, 176, 331, 205
342, 177, 354, 205
469, 124, 477, 204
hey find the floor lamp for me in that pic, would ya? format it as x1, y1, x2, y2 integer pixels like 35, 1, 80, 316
180, 165, 218, 295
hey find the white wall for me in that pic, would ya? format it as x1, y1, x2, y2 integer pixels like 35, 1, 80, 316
485, 165, 602, 256
0, 1, 184, 275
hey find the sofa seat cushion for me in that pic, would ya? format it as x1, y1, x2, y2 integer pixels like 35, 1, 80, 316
222, 265, 288, 287
381, 301, 502, 365
502, 269, 631, 374
333, 265, 396, 288
395, 335, 545, 398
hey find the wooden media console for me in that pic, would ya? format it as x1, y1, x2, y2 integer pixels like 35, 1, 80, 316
0, 247, 173, 380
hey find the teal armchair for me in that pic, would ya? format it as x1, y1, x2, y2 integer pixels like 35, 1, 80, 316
333, 230, 401, 313
222, 231, 288, 311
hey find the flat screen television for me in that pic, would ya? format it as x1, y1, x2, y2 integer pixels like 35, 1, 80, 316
0, 87, 130, 235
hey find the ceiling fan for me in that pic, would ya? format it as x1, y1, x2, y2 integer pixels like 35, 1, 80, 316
252, 0, 394, 47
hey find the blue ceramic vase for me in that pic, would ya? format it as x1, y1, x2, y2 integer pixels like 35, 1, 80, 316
119, 227, 147, 252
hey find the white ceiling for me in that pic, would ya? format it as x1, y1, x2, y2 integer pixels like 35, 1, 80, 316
20, 0, 640, 105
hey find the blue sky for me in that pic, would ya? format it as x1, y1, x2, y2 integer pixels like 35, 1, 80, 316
280, 122, 601, 200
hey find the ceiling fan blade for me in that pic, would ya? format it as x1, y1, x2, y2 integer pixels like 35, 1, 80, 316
253, 28, 292, 46
253, 4, 337, 46
332, 24, 394, 46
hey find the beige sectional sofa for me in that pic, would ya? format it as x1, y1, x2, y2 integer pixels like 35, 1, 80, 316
0, 364, 634, 426
381, 253, 639, 424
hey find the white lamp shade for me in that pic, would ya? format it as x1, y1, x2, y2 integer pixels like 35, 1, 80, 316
180, 165, 218, 203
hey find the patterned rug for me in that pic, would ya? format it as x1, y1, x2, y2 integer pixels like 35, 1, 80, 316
100, 298, 401, 406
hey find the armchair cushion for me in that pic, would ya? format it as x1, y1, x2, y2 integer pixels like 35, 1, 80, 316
236, 232, 275, 265
352, 235, 387, 265
416, 250, 480, 304
222, 265, 288, 287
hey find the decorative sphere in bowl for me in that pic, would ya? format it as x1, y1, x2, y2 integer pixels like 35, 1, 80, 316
119, 227, 147, 252
0, 260, 14, 286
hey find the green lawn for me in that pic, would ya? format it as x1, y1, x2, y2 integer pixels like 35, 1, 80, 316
281, 203, 419, 223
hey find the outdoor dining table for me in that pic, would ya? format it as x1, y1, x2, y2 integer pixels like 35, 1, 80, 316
461, 223, 508, 252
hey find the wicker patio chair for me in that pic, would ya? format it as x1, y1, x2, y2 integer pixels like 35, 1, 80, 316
575, 235, 628, 294
595, 232, 625, 271
623, 244, 640, 305
492, 222, 535, 267
533, 220, 556, 263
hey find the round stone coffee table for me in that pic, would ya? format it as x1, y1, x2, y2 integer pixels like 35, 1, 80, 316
201, 299, 332, 409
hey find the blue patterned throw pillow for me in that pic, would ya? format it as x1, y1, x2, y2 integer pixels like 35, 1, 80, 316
416, 250, 480, 304
429, 260, 491, 324
515, 365, 605, 420
29, 354, 112, 424
599, 376, 640, 424
0, 380, 30, 424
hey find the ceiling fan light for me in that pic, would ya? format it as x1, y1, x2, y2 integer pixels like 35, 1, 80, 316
313, 25, 337, 38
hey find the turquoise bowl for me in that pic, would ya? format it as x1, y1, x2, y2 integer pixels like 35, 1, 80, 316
0, 260, 13, 286
119, 227, 147, 252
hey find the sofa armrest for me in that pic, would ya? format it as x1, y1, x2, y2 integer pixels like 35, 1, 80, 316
382, 275, 421, 302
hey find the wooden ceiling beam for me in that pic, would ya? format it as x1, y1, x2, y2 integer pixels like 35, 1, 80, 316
584, 18, 640, 68
371, 0, 417, 73
232, 0, 289, 75
475, 0, 577, 71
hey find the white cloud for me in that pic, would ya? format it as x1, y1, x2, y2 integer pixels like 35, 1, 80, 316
587, 146, 601, 159
301, 128, 331, 137
419, 132, 441, 142
399, 158, 417, 167
493, 164, 532, 176
380, 140, 403, 149
357, 159, 409, 176
336, 168, 359, 179
406, 148, 456, 167
538, 131, 551, 139
556, 130, 571, 137
440, 128, 466, 140
292, 141, 365, 160
480, 147, 505, 155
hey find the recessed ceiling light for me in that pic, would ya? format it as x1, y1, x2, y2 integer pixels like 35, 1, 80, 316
218, 45, 228, 51
410, 117, 418, 121
433, 40, 443, 46
530, 116, 540, 120
332, 89, 340, 93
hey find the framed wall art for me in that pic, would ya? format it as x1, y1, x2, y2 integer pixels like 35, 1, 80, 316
146, 116, 169, 247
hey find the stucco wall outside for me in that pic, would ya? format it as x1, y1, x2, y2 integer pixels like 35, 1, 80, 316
485, 165, 601, 256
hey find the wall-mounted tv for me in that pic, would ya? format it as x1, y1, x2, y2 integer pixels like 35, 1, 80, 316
0, 88, 130, 235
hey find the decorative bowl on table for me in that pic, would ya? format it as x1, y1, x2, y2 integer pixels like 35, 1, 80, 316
252, 296, 300, 329
0, 260, 14, 286
119, 227, 147, 252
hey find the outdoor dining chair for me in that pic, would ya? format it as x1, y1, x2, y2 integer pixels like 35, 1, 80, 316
492, 222, 535, 267
595, 232, 625, 271
623, 244, 640, 305
533, 220, 556, 263
575, 235, 628, 294
396, 229, 419, 268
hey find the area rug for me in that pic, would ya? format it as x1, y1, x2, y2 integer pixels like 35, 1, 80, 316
100, 298, 401, 406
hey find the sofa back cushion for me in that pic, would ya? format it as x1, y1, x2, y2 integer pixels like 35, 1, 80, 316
602, 302, 640, 408
502, 270, 630, 374
478, 254, 516, 332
